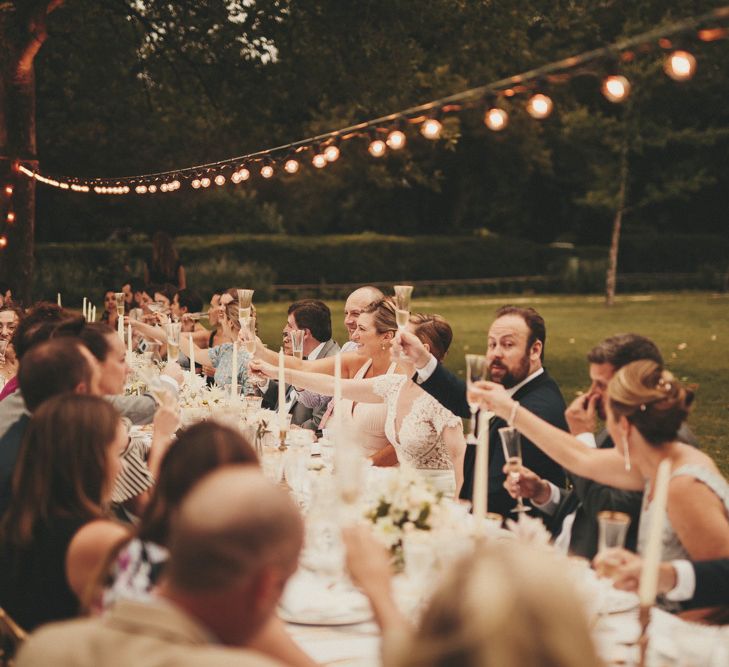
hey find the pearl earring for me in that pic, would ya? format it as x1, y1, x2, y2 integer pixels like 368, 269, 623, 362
622, 435, 631, 472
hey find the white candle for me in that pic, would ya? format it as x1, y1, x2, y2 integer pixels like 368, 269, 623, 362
473, 411, 491, 519
117, 311, 124, 342
83, 297, 87, 320
638, 458, 672, 607
127, 322, 133, 355
91, 306, 96, 322
189, 334, 195, 384
57, 293, 62, 307
278, 348, 286, 428
231, 341, 238, 401
334, 351, 342, 446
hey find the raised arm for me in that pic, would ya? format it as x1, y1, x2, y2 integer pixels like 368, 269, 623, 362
472, 381, 644, 491
249, 359, 383, 404
180, 332, 212, 368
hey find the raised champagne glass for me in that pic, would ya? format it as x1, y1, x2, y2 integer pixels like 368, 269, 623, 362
237, 289, 255, 319
290, 330, 305, 361
465, 354, 488, 445
163, 322, 182, 361
239, 316, 257, 356
393, 285, 413, 330
114, 292, 125, 318
499, 426, 530, 513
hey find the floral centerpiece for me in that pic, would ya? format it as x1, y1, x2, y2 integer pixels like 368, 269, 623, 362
363, 466, 444, 568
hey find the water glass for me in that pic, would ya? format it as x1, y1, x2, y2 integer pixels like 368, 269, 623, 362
595, 511, 631, 578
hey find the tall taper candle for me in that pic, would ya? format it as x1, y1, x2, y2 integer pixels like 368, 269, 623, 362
117, 312, 124, 342
334, 351, 342, 446
57, 293, 62, 307
189, 334, 195, 385
638, 458, 672, 607
230, 341, 238, 401
472, 411, 491, 519
127, 322, 133, 355
278, 348, 286, 428
82, 297, 87, 321
91, 306, 96, 322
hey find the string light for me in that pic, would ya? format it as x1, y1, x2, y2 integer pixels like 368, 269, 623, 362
312, 153, 327, 169
368, 138, 387, 157
3, 185, 12, 196
238, 168, 251, 181
214, 174, 226, 186
484, 107, 509, 131
324, 145, 340, 162
420, 118, 442, 140
0, 236, 7, 248
601, 75, 631, 102
200, 177, 211, 188
664, 50, 697, 81
148, 184, 157, 193
6, 212, 15, 223
526, 93, 553, 119
191, 179, 201, 189
260, 164, 274, 178
386, 129, 407, 149
284, 158, 300, 174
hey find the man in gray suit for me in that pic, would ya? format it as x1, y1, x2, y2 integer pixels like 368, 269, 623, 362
261, 300, 339, 431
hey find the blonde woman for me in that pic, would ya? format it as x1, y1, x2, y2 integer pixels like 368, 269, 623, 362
474, 360, 729, 564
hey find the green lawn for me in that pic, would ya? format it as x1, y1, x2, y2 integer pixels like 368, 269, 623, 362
254, 292, 729, 473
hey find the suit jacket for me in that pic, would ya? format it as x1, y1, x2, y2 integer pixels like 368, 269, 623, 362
16, 598, 283, 667
0, 414, 30, 516
551, 423, 698, 559
690, 559, 729, 609
261, 339, 340, 431
421, 364, 568, 515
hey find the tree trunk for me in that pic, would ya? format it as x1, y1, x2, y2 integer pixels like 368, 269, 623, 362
605, 141, 629, 307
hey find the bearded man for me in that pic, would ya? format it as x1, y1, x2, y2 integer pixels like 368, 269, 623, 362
396, 305, 568, 516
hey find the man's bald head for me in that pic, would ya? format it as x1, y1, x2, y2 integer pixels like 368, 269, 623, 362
344, 286, 385, 338
166, 467, 303, 593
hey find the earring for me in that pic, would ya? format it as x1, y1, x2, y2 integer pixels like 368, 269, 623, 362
381, 343, 388, 351
622, 435, 631, 472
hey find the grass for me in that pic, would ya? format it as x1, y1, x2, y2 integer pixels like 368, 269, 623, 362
253, 292, 729, 473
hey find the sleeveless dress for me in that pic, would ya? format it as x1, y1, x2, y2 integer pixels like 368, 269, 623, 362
638, 464, 729, 610
373, 373, 462, 498
338, 359, 396, 458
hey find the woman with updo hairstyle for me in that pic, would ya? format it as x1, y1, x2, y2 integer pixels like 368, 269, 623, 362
407, 313, 453, 363
474, 359, 729, 566
249, 306, 466, 497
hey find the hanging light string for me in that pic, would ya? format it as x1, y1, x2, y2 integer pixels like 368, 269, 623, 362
13, 5, 729, 196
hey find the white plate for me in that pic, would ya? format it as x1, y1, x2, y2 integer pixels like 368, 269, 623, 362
279, 606, 373, 626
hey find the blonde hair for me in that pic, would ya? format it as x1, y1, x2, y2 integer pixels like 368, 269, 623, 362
608, 360, 694, 445
396, 543, 602, 667
408, 313, 452, 362
361, 298, 397, 335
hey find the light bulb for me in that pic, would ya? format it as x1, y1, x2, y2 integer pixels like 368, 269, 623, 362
261, 165, 274, 178
239, 168, 250, 181
284, 159, 300, 174
171, 180, 180, 190
420, 118, 442, 139
324, 145, 340, 162
160, 183, 168, 192
4, 185, 12, 196
148, 185, 157, 193
601, 75, 631, 103
526, 93, 553, 119
368, 139, 387, 157
200, 177, 211, 188
215, 174, 226, 186
191, 179, 201, 189
123, 186, 131, 193
312, 154, 327, 169
59, 183, 70, 190
7, 212, 15, 223
0, 236, 7, 248
484, 107, 509, 131
231, 172, 241, 183
386, 130, 406, 149
664, 50, 696, 81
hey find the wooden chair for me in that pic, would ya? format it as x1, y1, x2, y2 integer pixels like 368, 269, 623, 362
0, 607, 26, 667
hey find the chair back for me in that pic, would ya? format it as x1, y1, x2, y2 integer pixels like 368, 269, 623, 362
0, 607, 26, 667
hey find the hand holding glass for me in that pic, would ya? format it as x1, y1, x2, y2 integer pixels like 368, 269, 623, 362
465, 354, 488, 445
237, 289, 255, 318
290, 329, 305, 361
595, 511, 631, 578
499, 426, 530, 513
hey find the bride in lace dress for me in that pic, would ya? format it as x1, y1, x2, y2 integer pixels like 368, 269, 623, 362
250, 311, 466, 498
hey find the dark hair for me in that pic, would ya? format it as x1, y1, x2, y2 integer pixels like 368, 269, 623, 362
79, 323, 116, 362
494, 305, 546, 361
18, 338, 94, 412
587, 334, 663, 369
0, 282, 10, 296
127, 278, 145, 294
608, 360, 695, 446
288, 299, 332, 342
1, 394, 119, 546
11, 302, 81, 360
151, 232, 179, 281
137, 421, 258, 546
175, 288, 203, 314
409, 313, 453, 362
154, 283, 177, 304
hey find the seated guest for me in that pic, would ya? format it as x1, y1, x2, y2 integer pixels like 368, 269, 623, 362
0, 338, 100, 515
261, 300, 340, 431
121, 278, 140, 310
0, 394, 129, 631
0, 282, 12, 307
343, 526, 602, 667
100, 289, 121, 329
342, 286, 385, 353
475, 360, 729, 564
153, 283, 177, 313
395, 305, 567, 514
0, 304, 22, 392
172, 288, 205, 332
503, 334, 697, 558
17, 467, 303, 667
183, 300, 252, 391
251, 306, 466, 497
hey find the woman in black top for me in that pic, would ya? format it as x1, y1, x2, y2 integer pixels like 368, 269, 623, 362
144, 232, 186, 288
0, 394, 129, 631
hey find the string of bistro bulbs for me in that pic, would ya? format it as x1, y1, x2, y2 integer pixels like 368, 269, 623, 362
1, 6, 728, 250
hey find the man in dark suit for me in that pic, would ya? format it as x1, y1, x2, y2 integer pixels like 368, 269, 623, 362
504, 333, 696, 558
261, 299, 339, 431
395, 305, 568, 517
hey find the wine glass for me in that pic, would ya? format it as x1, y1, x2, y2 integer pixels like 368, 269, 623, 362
465, 354, 488, 445
290, 330, 305, 361
499, 426, 530, 513
237, 289, 255, 319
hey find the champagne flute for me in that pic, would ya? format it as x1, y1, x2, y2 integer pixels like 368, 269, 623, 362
237, 289, 255, 319
163, 322, 182, 361
393, 285, 413, 330
0, 339, 8, 366
465, 354, 488, 445
114, 292, 125, 318
239, 316, 257, 356
290, 330, 305, 361
499, 426, 530, 513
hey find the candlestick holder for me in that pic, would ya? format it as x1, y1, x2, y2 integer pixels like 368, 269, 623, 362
638, 604, 650, 667
278, 429, 288, 452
